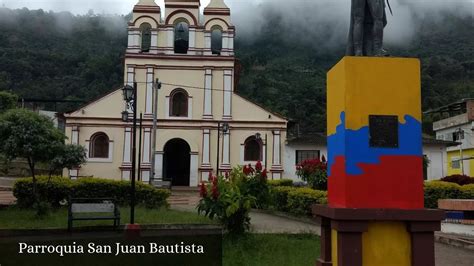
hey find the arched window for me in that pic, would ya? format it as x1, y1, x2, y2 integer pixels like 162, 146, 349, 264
174, 19, 189, 54
211, 26, 223, 55
90, 133, 109, 158
140, 23, 152, 52
170, 89, 188, 117
244, 136, 262, 161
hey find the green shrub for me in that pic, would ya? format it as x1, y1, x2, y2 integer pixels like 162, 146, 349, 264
460, 184, 474, 199
135, 182, 170, 209
13, 176, 170, 209
267, 179, 293, 187
198, 174, 255, 235
233, 163, 270, 209
71, 178, 130, 205
13, 176, 72, 208
424, 181, 461, 208
287, 188, 327, 216
271, 186, 296, 212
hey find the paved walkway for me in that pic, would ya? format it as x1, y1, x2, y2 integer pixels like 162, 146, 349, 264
435, 243, 474, 266
0, 190, 15, 205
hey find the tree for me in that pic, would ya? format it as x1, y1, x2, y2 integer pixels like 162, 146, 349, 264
48, 144, 87, 177
0, 109, 65, 209
0, 91, 18, 113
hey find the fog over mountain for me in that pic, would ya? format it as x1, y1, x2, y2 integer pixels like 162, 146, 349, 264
0, 0, 472, 133
232, 0, 473, 49
1, 0, 473, 48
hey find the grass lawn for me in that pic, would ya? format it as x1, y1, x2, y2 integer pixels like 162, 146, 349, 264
0, 206, 215, 229
223, 234, 320, 266
0, 207, 321, 265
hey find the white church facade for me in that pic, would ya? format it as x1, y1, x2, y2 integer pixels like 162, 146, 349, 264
64, 0, 289, 187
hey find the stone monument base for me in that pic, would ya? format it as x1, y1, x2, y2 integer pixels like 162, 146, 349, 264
313, 205, 444, 266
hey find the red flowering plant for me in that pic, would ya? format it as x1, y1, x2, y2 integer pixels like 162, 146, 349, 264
240, 161, 270, 208
197, 171, 256, 235
296, 156, 328, 190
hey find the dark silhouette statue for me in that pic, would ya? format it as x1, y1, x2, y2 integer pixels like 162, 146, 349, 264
347, 0, 391, 57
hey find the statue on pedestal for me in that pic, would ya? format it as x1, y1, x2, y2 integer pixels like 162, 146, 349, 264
346, 0, 391, 57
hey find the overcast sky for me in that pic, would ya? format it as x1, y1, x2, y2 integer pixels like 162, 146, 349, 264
0, 0, 228, 14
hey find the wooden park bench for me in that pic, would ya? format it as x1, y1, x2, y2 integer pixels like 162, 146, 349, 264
68, 198, 120, 231
438, 199, 474, 225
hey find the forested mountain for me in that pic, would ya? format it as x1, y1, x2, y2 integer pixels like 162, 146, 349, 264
0, 7, 472, 134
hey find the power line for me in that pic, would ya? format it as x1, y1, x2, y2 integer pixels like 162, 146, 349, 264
124, 81, 229, 92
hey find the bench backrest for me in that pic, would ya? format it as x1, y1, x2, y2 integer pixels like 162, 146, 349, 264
71, 203, 115, 213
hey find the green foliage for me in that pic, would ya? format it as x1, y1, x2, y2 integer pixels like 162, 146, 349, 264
286, 188, 327, 216
49, 144, 87, 175
13, 176, 72, 208
240, 164, 271, 209
460, 184, 474, 199
222, 234, 320, 266
270, 186, 295, 212
267, 179, 293, 187
13, 176, 170, 209
0, 91, 17, 113
33, 201, 52, 218
0, 8, 471, 131
197, 173, 256, 235
0, 207, 214, 229
0, 8, 127, 112
424, 181, 462, 208
0, 108, 66, 215
0, 109, 65, 166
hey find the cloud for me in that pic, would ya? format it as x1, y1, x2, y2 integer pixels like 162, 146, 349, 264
1, 0, 472, 47
227, 0, 473, 48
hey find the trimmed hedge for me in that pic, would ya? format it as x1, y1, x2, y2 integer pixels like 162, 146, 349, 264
460, 184, 474, 199
267, 179, 293, 187
13, 176, 170, 209
271, 186, 327, 216
287, 188, 327, 216
268, 181, 474, 215
271, 186, 295, 212
14, 176, 72, 208
424, 181, 474, 208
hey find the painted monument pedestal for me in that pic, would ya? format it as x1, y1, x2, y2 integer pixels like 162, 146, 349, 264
314, 57, 445, 266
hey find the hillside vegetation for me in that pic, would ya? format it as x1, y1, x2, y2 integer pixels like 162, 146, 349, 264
0, 8, 472, 133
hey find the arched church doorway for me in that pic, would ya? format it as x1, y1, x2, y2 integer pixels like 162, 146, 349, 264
163, 138, 191, 186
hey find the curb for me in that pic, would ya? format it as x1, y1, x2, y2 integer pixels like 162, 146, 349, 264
435, 233, 474, 251
0, 186, 12, 191
251, 209, 319, 225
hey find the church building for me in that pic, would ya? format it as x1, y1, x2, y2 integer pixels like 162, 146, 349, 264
64, 0, 289, 187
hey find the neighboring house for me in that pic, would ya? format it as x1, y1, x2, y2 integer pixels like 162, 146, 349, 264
63, 0, 288, 186
422, 137, 459, 180
432, 99, 474, 176
284, 133, 327, 181
283, 132, 455, 181
38, 110, 65, 131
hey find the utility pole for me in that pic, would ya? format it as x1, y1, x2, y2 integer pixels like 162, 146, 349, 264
138, 113, 143, 182
150, 79, 161, 184
457, 128, 465, 175
217, 122, 221, 176
130, 82, 138, 224
216, 122, 229, 177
